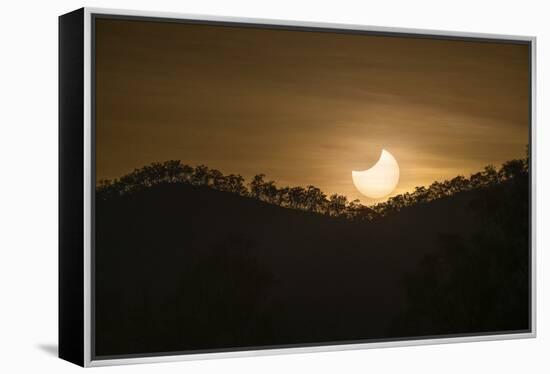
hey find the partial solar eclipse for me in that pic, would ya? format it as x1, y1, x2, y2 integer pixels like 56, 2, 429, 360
352, 149, 400, 199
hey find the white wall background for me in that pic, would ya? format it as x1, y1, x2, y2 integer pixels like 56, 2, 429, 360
0, 0, 547, 372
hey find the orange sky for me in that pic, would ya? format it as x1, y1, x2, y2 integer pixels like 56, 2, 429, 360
95, 18, 530, 204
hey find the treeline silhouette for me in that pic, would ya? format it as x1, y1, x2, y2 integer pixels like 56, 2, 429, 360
97, 156, 528, 220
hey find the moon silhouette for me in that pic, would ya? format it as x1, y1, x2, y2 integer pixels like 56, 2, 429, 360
352, 149, 400, 199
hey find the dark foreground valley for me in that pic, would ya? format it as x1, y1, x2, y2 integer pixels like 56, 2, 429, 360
94, 159, 530, 357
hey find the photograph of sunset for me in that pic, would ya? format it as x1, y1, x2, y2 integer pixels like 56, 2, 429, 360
93, 17, 531, 358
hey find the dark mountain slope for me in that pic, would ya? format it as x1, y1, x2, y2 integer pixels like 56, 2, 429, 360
95, 178, 529, 356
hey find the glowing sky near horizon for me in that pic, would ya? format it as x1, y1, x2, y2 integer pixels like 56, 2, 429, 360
95, 18, 530, 204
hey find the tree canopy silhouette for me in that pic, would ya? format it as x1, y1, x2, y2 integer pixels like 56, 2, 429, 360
97, 154, 528, 221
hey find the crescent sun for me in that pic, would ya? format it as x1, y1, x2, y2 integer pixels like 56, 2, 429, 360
352, 149, 400, 199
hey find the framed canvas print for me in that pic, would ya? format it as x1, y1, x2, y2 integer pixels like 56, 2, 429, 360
59, 7, 536, 367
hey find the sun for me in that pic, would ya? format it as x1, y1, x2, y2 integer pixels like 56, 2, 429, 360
351, 149, 400, 199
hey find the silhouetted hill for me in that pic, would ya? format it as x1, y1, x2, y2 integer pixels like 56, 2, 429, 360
97, 157, 529, 220
95, 173, 529, 356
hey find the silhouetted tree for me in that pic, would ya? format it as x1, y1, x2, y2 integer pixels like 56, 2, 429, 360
208, 169, 225, 189
288, 187, 306, 210
328, 194, 347, 216
262, 181, 278, 204
224, 174, 248, 196
249, 174, 266, 200
275, 187, 289, 207
482, 165, 499, 185
304, 186, 327, 213
181, 164, 194, 183
192, 165, 210, 186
